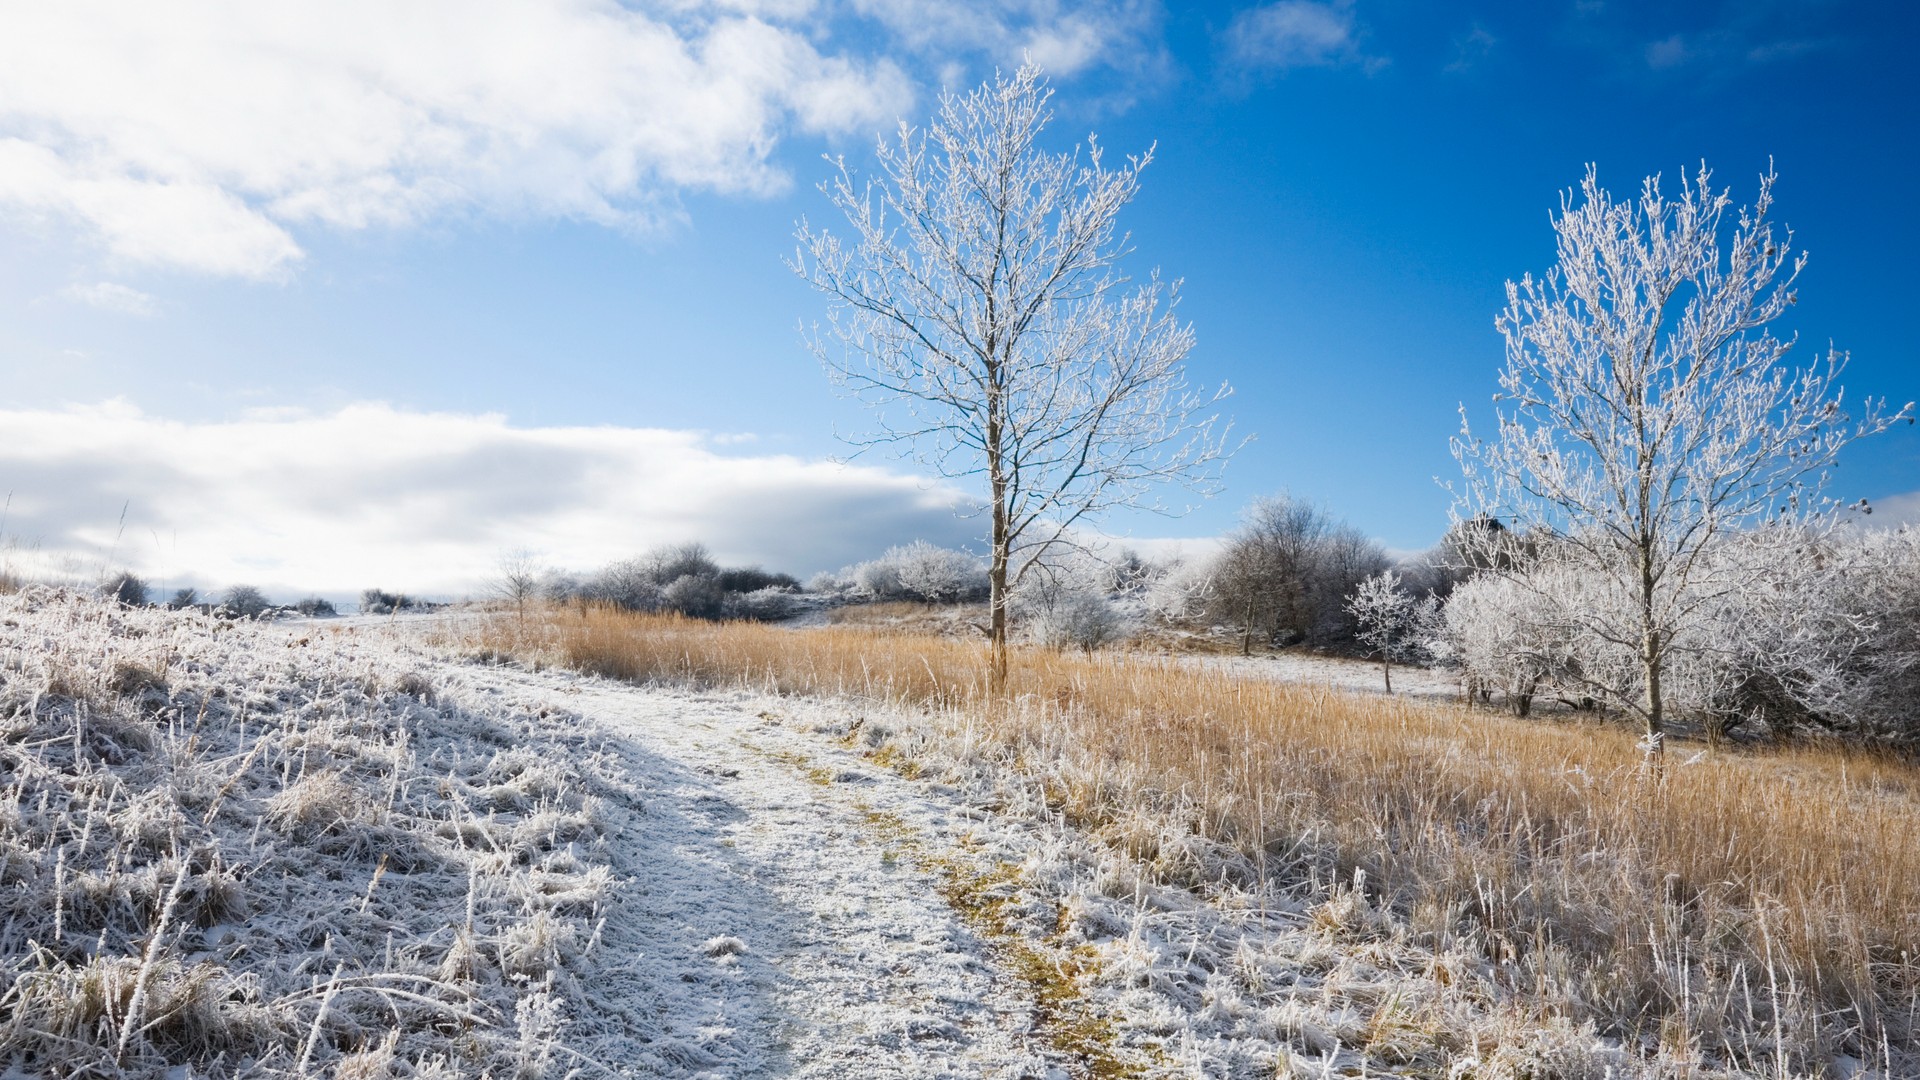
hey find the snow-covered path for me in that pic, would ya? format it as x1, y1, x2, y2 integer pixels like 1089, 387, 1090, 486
454, 663, 1058, 1079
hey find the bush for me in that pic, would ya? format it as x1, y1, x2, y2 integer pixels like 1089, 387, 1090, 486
1026, 588, 1126, 651
579, 560, 662, 612
843, 541, 988, 603
1140, 556, 1214, 623
168, 587, 198, 609
293, 596, 337, 617
716, 566, 800, 594
103, 570, 149, 607
1013, 562, 1129, 651
660, 574, 725, 619
359, 588, 411, 615
725, 586, 800, 622
559, 544, 802, 619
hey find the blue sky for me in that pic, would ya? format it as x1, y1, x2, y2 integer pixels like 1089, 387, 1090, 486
0, 0, 1915, 595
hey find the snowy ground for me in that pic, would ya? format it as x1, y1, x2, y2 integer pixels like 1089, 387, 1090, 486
1183, 650, 1461, 702
450, 664, 1060, 1078
1, 597, 1728, 1077
409, 626, 1631, 1078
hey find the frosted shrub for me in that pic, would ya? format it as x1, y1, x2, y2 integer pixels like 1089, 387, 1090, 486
579, 559, 662, 612
1014, 565, 1129, 651
660, 573, 724, 619
563, 544, 798, 619
1140, 555, 1213, 623
891, 541, 988, 602
1027, 588, 1126, 651
1433, 525, 1920, 742
359, 587, 412, 614
805, 569, 850, 595
1345, 570, 1439, 693
725, 586, 799, 622
844, 541, 988, 603
851, 557, 902, 598
1432, 569, 1574, 715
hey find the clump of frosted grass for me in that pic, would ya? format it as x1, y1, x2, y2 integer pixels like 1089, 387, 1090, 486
0, 587, 619, 1077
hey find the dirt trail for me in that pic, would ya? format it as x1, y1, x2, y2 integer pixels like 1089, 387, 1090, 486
455, 663, 1060, 1079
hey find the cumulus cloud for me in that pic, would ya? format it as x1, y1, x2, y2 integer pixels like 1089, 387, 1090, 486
58, 281, 160, 317
0, 1, 913, 279
1222, 0, 1382, 74
0, 1, 1175, 280
0, 401, 983, 596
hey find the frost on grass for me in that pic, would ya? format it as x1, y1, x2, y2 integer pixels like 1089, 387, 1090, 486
0, 588, 626, 1077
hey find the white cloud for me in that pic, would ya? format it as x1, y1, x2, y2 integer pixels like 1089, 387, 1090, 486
0, 1, 914, 279
1222, 1, 1381, 73
0, 401, 983, 596
849, 0, 1166, 80
1867, 491, 1920, 529
58, 281, 160, 317
0, 1, 1175, 281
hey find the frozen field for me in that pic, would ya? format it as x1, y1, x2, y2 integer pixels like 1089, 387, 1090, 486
0, 593, 1710, 1077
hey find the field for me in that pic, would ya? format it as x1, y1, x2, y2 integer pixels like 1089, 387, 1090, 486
4, 588, 1917, 1077
477, 604, 1920, 1078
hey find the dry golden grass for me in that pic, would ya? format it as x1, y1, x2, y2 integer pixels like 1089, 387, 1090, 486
478, 605, 1920, 1069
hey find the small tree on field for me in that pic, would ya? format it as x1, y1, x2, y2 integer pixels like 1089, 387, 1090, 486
1346, 569, 1436, 694
1453, 163, 1911, 762
491, 548, 543, 618
796, 64, 1232, 688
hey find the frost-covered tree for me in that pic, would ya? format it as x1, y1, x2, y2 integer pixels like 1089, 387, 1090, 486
1012, 554, 1129, 652
1453, 163, 1910, 759
795, 64, 1231, 687
1346, 570, 1436, 693
853, 541, 988, 603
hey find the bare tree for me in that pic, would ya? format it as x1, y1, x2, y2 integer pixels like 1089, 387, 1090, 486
794, 64, 1232, 687
1453, 163, 1910, 761
221, 584, 270, 619
1208, 494, 1386, 654
491, 548, 543, 618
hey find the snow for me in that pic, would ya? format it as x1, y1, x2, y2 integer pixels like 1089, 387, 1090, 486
1183, 648, 1461, 702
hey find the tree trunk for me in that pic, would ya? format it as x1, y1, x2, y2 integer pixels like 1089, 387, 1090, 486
988, 544, 1009, 692
1640, 629, 1665, 765
1241, 595, 1253, 657
986, 410, 1010, 693
1381, 653, 1392, 694
1638, 540, 1665, 768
